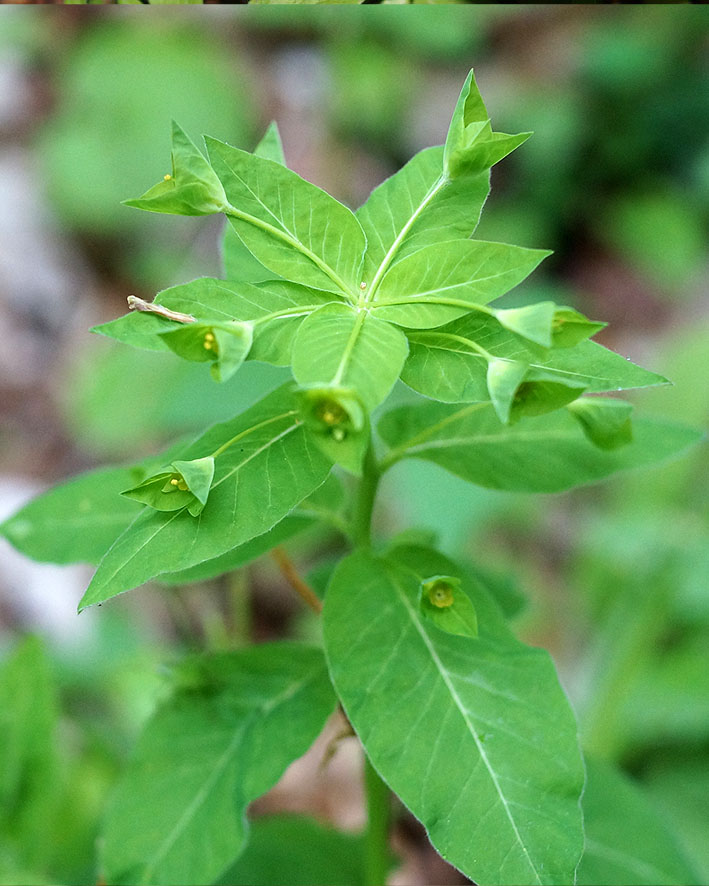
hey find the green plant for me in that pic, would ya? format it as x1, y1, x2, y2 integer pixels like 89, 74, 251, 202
2, 71, 700, 886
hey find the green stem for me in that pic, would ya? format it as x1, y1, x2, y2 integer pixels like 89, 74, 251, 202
364, 755, 391, 886
352, 441, 380, 549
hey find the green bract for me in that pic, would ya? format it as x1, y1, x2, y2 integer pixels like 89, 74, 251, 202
0, 69, 700, 886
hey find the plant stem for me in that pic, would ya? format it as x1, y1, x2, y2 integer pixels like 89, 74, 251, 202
364, 756, 391, 886
271, 547, 323, 614
352, 441, 380, 549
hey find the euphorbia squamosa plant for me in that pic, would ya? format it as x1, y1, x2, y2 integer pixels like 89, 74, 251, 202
2, 72, 700, 886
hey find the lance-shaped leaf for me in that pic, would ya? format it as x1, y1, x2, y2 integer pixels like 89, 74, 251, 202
494, 302, 605, 349
568, 398, 634, 450
444, 69, 531, 180
356, 146, 490, 282
92, 277, 335, 368
292, 303, 409, 412
578, 759, 701, 886
323, 547, 585, 885
122, 456, 215, 517
123, 122, 227, 216
378, 401, 700, 494
101, 643, 337, 886
0, 442, 186, 566
370, 240, 550, 329
206, 137, 366, 296
79, 385, 332, 609
401, 312, 668, 404
158, 474, 346, 586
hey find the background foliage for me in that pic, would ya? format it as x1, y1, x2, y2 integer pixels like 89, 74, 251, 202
0, 7, 707, 884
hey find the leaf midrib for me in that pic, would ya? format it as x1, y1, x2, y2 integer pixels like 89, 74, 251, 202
389, 566, 543, 885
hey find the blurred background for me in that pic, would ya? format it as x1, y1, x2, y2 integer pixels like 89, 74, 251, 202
0, 7, 707, 885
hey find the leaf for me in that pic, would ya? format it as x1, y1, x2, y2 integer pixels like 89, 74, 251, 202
323, 547, 585, 885
206, 137, 366, 296
370, 240, 551, 329
79, 385, 332, 609
401, 312, 668, 403
0, 637, 60, 872
378, 401, 701, 493
486, 358, 529, 424
355, 146, 490, 281
217, 816, 367, 886
0, 445, 184, 565
123, 122, 227, 216
101, 643, 336, 886
444, 70, 531, 179
494, 302, 605, 349
158, 473, 346, 585
292, 303, 409, 412
92, 277, 334, 368
577, 759, 701, 886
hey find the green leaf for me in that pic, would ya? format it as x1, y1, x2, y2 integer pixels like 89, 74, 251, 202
486, 358, 529, 423
0, 445, 184, 565
356, 146, 490, 281
79, 385, 332, 609
323, 547, 585, 885
0, 637, 60, 873
370, 240, 551, 329
378, 401, 701, 493
292, 303, 409, 412
419, 574, 478, 639
123, 122, 227, 216
101, 643, 336, 886
401, 312, 668, 403
158, 473, 346, 585
92, 277, 334, 368
206, 137, 366, 296
217, 816, 367, 886
568, 397, 634, 450
444, 70, 531, 179
577, 759, 701, 886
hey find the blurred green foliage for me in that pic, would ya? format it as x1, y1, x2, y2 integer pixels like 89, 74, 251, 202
1, 7, 707, 884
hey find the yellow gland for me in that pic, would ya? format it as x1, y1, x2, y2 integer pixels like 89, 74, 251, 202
359, 282, 367, 290
203, 331, 216, 350
170, 478, 179, 486
164, 174, 172, 181
428, 582, 455, 608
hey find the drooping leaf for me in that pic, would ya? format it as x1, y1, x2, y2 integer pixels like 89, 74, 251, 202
292, 303, 409, 412
577, 759, 701, 886
370, 240, 551, 329
401, 312, 668, 403
101, 643, 336, 886
79, 385, 332, 609
206, 137, 366, 296
123, 122, 227, 216
323, 547, 585, 885
92, 277, 334, 368
378, 401, 701, 493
